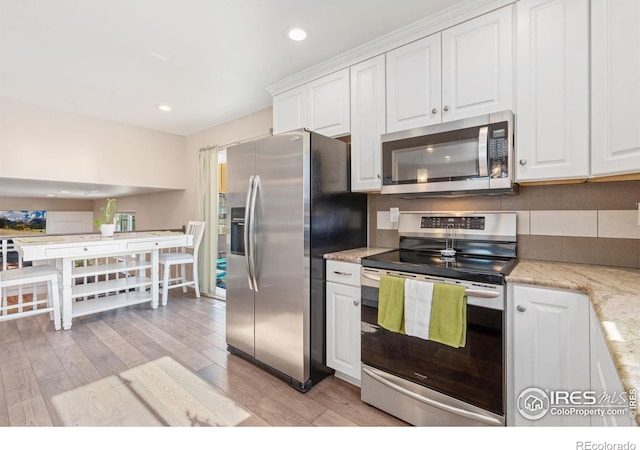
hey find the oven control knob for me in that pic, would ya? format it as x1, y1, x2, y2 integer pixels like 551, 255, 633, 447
516, 304, 526, 312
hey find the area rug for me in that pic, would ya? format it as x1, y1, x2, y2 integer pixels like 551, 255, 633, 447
51, 356, 250, 426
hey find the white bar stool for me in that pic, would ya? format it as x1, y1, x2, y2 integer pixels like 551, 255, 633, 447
159, 221, 206, 306
0, 265, 62, 330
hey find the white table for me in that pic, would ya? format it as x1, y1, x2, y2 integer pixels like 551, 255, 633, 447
13, 231, 193, 330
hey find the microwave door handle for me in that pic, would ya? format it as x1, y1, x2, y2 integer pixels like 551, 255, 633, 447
478, 126, 489, 177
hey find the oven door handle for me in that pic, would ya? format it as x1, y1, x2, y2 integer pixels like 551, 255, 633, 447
361, 273, 416, 282
362, 366, 502, 426
362, 273, 381, 282
361, 273, 499, 299
465, 289, 499, 299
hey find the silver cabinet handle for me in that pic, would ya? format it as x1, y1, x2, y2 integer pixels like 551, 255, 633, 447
353, 300, 359, 307
443, 105, 449, 111
517, 305, 526, 312
333, 271, 352, 276
432, 108, 437, 114
519, 159, 527, 166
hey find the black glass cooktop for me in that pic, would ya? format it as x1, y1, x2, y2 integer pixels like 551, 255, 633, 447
361, 249, 517, 285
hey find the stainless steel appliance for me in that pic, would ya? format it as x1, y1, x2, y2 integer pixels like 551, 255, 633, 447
360, 212, 517, 426
226, 129, 367, 392
380, 110, 515, 197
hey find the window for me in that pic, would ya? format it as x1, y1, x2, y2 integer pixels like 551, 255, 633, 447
116, 212, 135, 232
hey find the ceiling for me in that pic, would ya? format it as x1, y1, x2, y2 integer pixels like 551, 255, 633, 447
0, 0, 467, 136
0, 0, 490, 199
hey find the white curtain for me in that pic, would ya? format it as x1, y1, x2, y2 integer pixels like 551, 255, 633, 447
195, 145, 219, 297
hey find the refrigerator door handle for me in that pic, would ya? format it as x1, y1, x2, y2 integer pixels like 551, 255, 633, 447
244, 176, 255, 291
249, 175, 260, 292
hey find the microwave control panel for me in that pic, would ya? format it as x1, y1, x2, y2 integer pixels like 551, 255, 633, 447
488, 122, 509, 178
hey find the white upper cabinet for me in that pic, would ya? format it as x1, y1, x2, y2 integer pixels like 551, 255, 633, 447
386, 6, 513, 133
441, 5, 514, 122
350, 55, 386, 192
591, 0, 640, 177
272, 85, 307, 135
307, 68, 350, 137
515, 0, 590, 182
272, 69, 350, 137
386, 34, 441, 133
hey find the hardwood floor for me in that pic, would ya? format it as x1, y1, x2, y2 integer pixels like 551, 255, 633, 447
0, 292, 407, 427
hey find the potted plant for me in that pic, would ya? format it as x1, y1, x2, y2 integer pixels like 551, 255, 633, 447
94, 198, 118, 238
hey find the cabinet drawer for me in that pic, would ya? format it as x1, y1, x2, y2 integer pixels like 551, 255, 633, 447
126, 239, 186, 251
326, 260, 360, 286
45, 243, 121, 258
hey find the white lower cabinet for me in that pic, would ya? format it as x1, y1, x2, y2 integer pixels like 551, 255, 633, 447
509, 283, 636, 427
590, 303, 637, 427
509, 284, 591, 426
326, 260, 361, 386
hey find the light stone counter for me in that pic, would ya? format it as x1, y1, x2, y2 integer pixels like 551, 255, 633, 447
323, 247, 394, 264
507, 259, 640, 424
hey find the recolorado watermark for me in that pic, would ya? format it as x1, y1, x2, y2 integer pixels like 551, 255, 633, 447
517, 387, 637, 421
576, 442, 636, 450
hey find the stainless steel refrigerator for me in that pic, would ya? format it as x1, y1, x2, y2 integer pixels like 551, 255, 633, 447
226, 129, 367, 392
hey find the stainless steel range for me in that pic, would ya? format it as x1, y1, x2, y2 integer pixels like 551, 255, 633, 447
360, 212, 517, 426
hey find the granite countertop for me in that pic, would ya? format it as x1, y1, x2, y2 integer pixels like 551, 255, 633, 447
507, 259, 640, 424
323, 247, 393, 264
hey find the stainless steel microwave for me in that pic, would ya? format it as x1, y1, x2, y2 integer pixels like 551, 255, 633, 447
380, 110, 515, 196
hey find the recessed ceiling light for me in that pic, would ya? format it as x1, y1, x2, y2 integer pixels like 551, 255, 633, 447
58, 190, 70, 194
157, 105, 172, 112
288, 27, 307, 41
46, 194, 56, 198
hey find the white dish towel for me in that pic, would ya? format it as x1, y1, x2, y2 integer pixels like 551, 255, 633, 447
404, 278, 434, 340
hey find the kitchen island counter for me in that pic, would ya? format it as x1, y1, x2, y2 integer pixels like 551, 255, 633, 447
13, 231, 192, 329
507, 259, 640, 424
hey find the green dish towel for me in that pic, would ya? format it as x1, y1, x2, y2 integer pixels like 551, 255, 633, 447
429, 283, 467, 348
378, 275, 405, 333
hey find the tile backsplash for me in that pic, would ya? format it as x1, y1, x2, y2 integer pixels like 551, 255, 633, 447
368, 180, 640, 269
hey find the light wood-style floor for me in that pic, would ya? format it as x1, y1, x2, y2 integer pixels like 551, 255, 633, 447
0, 292, 407, 427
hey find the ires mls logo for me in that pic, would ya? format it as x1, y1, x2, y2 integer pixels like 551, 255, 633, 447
517, 387, 636, 421
517, 387, 550, 420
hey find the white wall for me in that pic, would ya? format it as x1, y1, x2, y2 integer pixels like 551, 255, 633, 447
102, 107, 273, 230
0, 196, 93, 211
0, 98, 186, 190
0, 98, 272, 231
